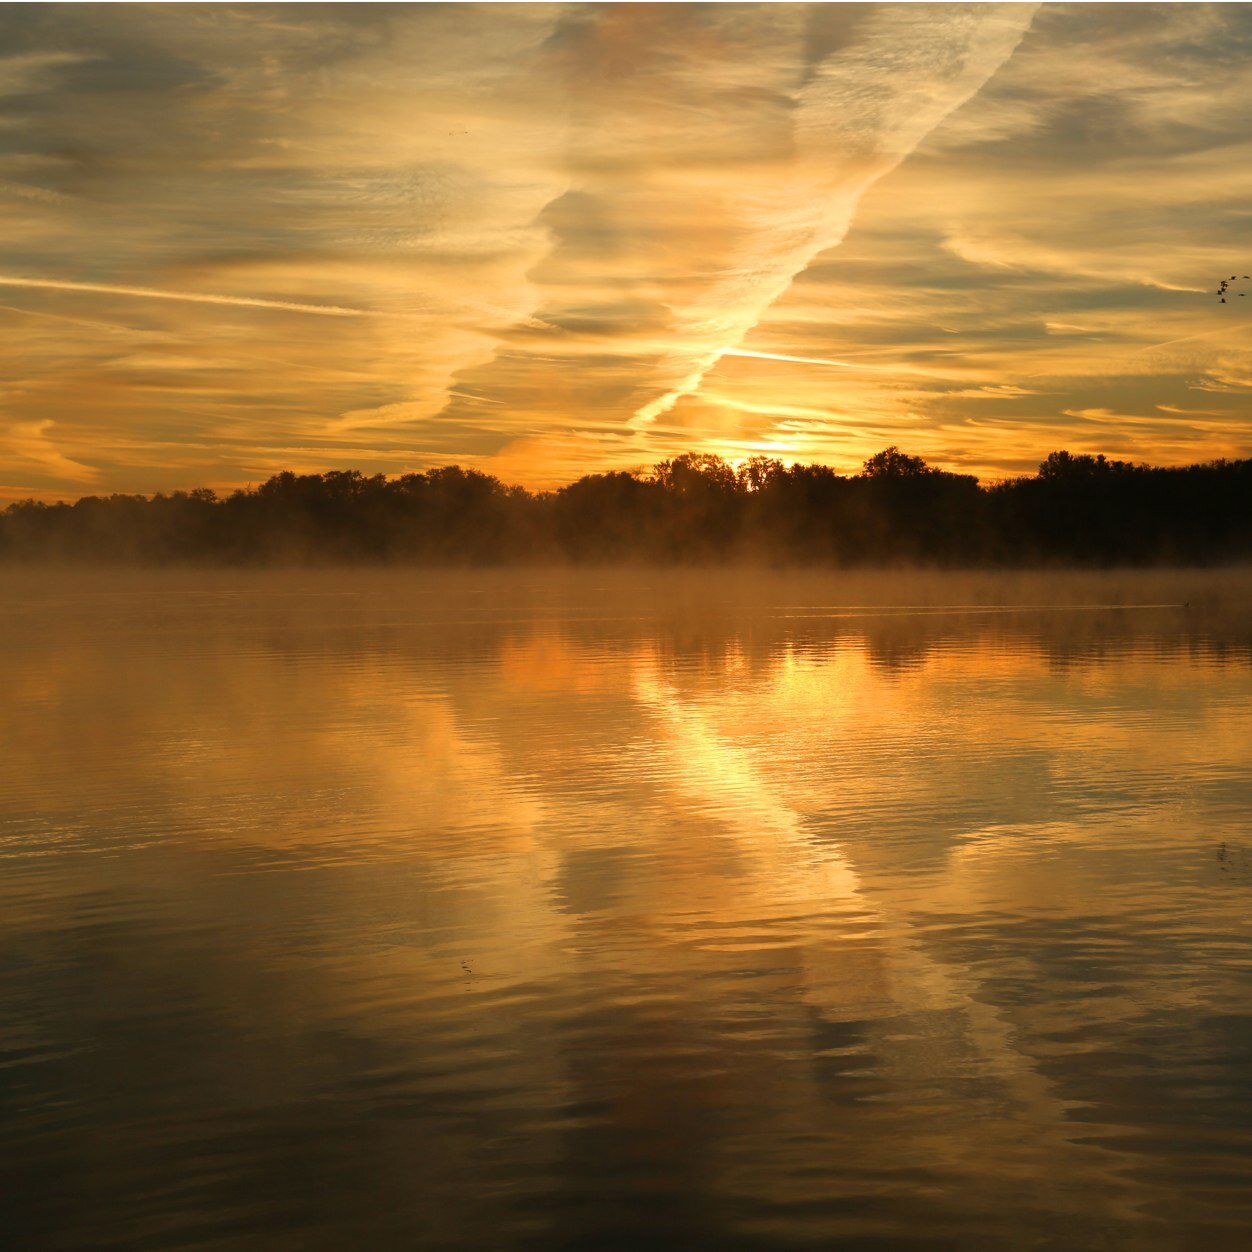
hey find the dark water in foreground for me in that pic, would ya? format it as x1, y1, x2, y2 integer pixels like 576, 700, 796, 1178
3, 569, 1252, 1251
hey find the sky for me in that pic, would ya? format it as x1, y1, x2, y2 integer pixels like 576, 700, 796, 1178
2, 2, 1252, 501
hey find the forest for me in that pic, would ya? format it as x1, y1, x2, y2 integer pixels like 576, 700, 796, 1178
2, 448, 1250, 566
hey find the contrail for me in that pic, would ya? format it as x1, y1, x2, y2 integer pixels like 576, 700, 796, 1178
1019, 320, 1252, 381
721, 347, 895, 371
631, 4, 1039, 427
0, 274, 367, 317
0, 302, 145, 334
1131, 322, 1252, 356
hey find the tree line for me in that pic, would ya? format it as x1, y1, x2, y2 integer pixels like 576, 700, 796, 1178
2, 447, 1250, 566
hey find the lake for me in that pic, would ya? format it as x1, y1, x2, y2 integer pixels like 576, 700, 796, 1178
2, 568, 1251, 1250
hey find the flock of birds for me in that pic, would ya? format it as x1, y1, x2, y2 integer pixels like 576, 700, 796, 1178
1216, 275, 1250, 302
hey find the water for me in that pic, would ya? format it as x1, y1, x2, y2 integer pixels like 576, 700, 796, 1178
2, 568, 1251, 1250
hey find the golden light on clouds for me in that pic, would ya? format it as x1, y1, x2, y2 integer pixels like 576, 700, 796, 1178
1, 3, 1251, 500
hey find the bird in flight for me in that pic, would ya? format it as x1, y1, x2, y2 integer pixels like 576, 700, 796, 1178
1216, 276, 1250, 303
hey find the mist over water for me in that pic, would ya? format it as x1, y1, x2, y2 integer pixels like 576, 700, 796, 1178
3, 568, 1252, 1250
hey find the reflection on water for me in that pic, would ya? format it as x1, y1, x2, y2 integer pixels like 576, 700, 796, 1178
2, 568, 1251, 1250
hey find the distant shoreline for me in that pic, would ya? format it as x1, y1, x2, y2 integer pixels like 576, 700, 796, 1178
3, 449, 1250, 568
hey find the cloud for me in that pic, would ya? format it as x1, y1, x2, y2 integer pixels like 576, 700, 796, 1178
0, 417, 98, 483
432, 3, 1041, 478
1, 4, 1251, 497
0, 50, 93, 96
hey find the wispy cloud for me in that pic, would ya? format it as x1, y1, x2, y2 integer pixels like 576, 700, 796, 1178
0, 418, 98, 484
1, 3, 1250, 498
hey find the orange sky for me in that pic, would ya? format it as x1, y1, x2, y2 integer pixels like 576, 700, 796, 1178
2, 3, 1251, 501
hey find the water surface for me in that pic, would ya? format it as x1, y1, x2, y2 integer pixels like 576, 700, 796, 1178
3, 569, 1252, 1250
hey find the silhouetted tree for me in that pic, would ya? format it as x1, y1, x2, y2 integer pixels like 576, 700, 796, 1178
2, 448, 1250, 566
861, 446, 931, 479
553, 471, 661, 562
650, 453, 740, 560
